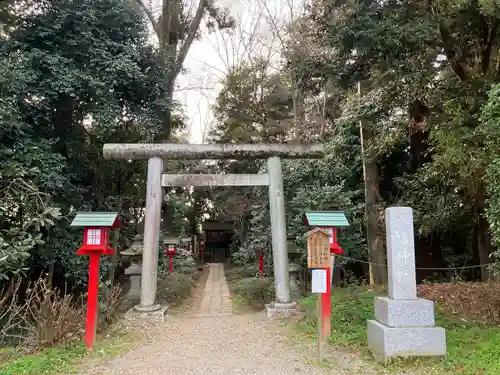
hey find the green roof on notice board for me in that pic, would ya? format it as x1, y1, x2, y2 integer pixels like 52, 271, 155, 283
70, 212, 120, 228
303, 211, 349, 227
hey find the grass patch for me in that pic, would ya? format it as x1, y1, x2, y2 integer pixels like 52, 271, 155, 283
0, 344, 88, 375
297, 286, 500, 375
0, 325, 137, 375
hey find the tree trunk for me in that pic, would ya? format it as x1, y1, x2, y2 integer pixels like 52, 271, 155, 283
45, 224, 55, 288
159, 78, 175, 233
477, 214, 492, 281
47, 261, 55, 289
364, 160, 386, 285
358, 81, 387, 285
161, 199, 174, 235
163, 79, 175, 141
106, 195, 123, 300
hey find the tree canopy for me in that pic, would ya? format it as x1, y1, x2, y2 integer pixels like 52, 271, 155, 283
2, 0, 500, 289
0, 0, 183, 285
203, 0, 500, 283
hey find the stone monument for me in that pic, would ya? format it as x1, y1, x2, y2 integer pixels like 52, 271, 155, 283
367, 207, 446, 364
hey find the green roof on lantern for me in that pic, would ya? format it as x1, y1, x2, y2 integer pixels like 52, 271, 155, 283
303, 211, 349, 228
70, 212, 120, 228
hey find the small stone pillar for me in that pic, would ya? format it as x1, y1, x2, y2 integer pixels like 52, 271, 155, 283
287, 237, 302, 300
125, 263, 142, 300
367, 207, 446, 364
288, 261, 302, 300
121, 234, 144, 301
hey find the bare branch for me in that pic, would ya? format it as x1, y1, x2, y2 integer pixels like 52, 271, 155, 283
175, 0, 206, 75
136, 0, 159, 34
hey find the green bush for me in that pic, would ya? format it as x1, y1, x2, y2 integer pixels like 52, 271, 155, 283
158, 248, 197, 280
225, 265, 260, 282
178, 267, 199, 280
231, 277, 275, 306
172, 248, 197, 269
157, 272, 196, 304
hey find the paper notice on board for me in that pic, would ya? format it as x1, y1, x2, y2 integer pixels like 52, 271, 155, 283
311, 269, 327, 294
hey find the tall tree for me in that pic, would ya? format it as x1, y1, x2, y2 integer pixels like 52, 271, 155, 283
136, 0, 234, 140
300, 0, 500, 281
0, 0, 179, 286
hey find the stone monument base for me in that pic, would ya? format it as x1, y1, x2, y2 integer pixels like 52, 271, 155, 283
367, 319, 446, 364
265, 301, 299, 319
374, 297, 436, 327
124, 305, 169, 323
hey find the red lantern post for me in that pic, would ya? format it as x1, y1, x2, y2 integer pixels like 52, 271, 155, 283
258, 251, 264, 277
70, 212, 120, 351
166, 244, 177, 273
199, 239, 205, 264
328, 227, 344, 274
318, 227, 344, 339
304, 211, 349, 361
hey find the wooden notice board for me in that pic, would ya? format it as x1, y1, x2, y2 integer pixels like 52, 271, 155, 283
307, 228, 330, 268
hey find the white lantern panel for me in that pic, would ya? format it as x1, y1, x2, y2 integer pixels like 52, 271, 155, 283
87, 229, 102, 245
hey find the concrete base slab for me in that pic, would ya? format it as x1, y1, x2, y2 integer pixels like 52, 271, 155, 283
125, 305, 169, 323
133, 303, 162, 312
375, 296, 436, 327
367, 320, 446, 365
194, 312, 233, 318
265, 301, 299, 319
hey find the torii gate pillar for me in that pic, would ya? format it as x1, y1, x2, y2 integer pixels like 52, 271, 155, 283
135, 157, 163, 311
268, 156, 291, 306
103, 143, 324, 314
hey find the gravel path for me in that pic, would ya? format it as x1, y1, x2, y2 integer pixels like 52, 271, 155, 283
80, 264, 374, 375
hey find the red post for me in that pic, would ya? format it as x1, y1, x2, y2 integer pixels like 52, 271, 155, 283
259, 253, 264, 276
199, 240, 205, 264
321, 266, 331, 338
85, 254, 101, 351
72, 215, 120, 352
321, 227, 343, 339
165, 244, 177, 273
168, 254, 174, 273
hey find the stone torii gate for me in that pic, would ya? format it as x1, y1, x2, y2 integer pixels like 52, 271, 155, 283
103, 143, 324, 315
